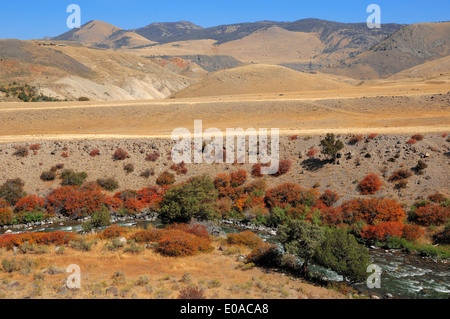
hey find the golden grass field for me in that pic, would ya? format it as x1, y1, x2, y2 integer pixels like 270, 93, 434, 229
0, 232, 345, 299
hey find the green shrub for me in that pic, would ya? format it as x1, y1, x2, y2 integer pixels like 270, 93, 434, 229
60, 169, 88, 186
0, 178, 26, 206
96, 178, 119, 191
81, 207, 111, 232
158, 175, 218, 223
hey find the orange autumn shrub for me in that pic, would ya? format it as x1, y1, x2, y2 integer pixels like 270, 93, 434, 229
0, 198, 9, 209
358, 174, 382, 195
129, 228, 161, 243
0, 231, 77, 250
46, 183, 108, 217
340, 198, 405, 225
0, 207, 14, 226
165, 223, 210, 239
136, 186, 164, 209
226, 231, 263, 248
307, 148, 319, 157
265, 183, 318, 209
264, 183, 304, 209
113, 190, 145, 213
230, 170, 248, 187
319, 190, 339, 207
412, 204, 450, 226
121, 198, 146, 213
14, 195, 45, 212
320, 206, 345, 226
156, 171, 176, 187
402, 224, 425, 242
361, 222, 404, 242
156, 229, 212, 257
98, 225, 128, 239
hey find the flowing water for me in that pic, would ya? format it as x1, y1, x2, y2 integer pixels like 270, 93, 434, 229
3, 219, 449, 299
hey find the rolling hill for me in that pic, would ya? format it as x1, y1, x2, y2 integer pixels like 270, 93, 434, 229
0, 39, 201, 101
170, 64, 352, 98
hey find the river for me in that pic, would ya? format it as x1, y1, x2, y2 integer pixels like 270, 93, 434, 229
3, 219, 449, 299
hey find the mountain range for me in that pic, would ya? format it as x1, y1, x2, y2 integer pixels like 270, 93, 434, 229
1, 18, 449, 102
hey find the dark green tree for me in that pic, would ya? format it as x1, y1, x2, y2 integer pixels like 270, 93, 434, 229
320, 133, 344, 160
277, 220, 325, 273
158, 175, 218, 223
315, 228, 371, 283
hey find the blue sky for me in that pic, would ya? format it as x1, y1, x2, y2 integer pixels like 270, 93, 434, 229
0, 0, 449, 39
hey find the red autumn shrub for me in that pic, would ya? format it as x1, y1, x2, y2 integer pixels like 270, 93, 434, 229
0, 207, 13, 226
156, 230, 212, 257
230, 170, 248, 187
349, 135, 363, 145
274, 159, 292, 177
265, 183, 318, 209
226, 231, 263, 248
340, 198, 405, 225
178, 286, 206, 299
247, 242, 282, 268
368, 133, 379, 140
307, 148, 319, 157
388, 169, 413, 182
129, 228, 161, 243
121, 198, 146, 213
98, 225, 128, 239
14, 195, 45, 213
428, 193, 446, 204
0, 231, 77, 250
402, 224, 425, 242
61, 152, 69, 158
411, 134, 424, 141
320, 206, 345, 226
170, 161, 188, 175
412, 204, 450, 226
90, 148, 100, 157
146, 152, 160, 162
361, 222, 404, 242
0, 199, 9, 209
165, 224, 210, 239
13, 147, 29, 157
289, 135, 299, 141
407, 139, 417, 145
29, 144, 41, 151
113, 148, 129, 161
319, 190, 339, 207
136, 186, 164, 209
358, 174, 382, 195
46, 183, 108, 217
156, 171, 176, 187
251, 164, 263, 178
